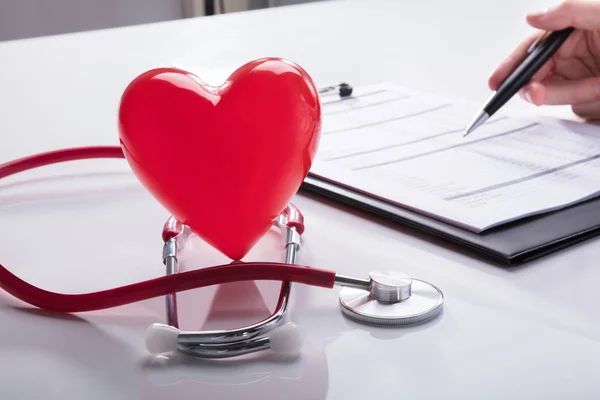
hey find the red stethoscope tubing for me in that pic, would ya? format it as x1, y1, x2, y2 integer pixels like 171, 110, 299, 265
0, 146, 336, 313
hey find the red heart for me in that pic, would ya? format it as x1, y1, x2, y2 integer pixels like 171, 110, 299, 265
118, 58, 321, 260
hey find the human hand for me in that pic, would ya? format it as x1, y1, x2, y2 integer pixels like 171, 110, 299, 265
488, 0, 600, 119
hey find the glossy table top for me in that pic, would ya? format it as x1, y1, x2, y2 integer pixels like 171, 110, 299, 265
1, 0, 599, 399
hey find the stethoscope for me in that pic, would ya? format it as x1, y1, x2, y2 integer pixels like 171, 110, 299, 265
0, 82, 443, 360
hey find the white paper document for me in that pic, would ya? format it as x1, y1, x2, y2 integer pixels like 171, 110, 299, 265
310, 83, 600, 232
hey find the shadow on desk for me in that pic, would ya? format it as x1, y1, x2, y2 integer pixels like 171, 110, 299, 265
297, 189, 600, 274
0, 281, 331, 400
0, 302, 140, 398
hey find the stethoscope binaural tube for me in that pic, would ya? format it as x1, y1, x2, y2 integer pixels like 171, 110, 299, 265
0, 145, 334, 312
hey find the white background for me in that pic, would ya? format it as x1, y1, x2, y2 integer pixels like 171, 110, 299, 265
0, 0, 599, 399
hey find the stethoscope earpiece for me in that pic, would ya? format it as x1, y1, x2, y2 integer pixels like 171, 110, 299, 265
146, 323, 180, 355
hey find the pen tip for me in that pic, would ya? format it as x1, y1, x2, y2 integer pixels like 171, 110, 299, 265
462, 110, 489, 138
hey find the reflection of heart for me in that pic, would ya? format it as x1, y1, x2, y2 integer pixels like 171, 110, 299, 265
118, 58, 321, 260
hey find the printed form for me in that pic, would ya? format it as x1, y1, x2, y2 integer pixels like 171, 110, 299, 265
310, 83, 600, 232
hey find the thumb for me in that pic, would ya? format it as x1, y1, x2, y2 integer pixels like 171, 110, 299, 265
527, 0, 600, 30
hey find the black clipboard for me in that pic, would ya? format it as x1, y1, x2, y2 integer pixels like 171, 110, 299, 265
300, 173, 600, 266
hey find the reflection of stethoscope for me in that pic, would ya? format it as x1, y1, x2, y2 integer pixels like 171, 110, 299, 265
0, 82, 443, 360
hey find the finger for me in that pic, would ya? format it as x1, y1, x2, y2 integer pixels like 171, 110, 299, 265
542, 75, 600, 104
572, 100, 600, 119
518, 81, 547, 106
520, 75, 600, 105
488, 31, 544, 90
527, 0, 600, 31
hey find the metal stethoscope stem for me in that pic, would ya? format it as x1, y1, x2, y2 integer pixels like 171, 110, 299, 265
159, 213, 301, 359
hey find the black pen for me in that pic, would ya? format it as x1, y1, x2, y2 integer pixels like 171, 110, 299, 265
463, 27, 575, 137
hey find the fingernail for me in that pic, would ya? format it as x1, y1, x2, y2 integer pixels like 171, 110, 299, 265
524, 87, 533, 103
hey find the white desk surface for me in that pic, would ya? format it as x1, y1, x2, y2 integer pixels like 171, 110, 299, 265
1, 0, 599, 399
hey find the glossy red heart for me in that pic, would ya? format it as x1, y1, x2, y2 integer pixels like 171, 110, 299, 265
118, 58, 321, 260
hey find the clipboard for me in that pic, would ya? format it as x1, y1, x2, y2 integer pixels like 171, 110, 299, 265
300, 173, 600, 266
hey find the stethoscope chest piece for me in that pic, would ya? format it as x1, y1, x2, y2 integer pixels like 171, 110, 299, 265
338, 270, 443, 326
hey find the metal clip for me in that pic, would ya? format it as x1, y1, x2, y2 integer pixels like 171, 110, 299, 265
318, 82, 353, 98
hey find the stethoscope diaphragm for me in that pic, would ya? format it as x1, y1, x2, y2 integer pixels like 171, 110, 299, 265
338, 271, 443, 326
